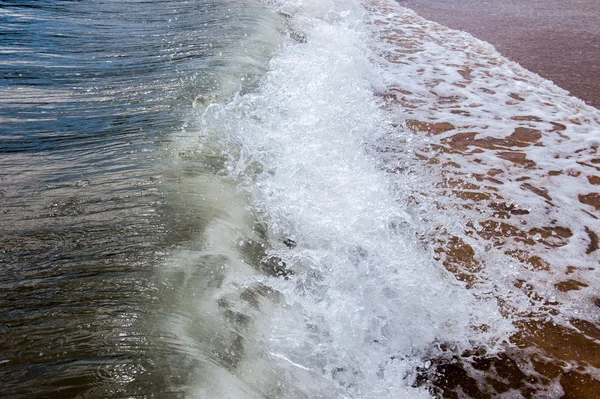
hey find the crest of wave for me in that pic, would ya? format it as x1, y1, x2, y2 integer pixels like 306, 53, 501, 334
200, 0, 515, 396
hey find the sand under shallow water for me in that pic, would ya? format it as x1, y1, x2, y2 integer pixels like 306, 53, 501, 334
396, 0, 600, 109
371, 0, 600, 396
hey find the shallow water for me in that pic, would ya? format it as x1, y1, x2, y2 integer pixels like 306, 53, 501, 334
397, 0, 600, 109
1, 0, 281, 396
1, 0, 599, 397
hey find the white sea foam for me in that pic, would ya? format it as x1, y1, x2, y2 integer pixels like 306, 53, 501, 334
363, 1, 600, 395
367, 0, 600, 324
164, 0, 600, 397
194, 0, 517, 396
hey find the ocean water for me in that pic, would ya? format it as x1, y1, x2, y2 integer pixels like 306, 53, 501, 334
1, 0, 599, 398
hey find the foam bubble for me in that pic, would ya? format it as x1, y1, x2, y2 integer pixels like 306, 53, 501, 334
166, 0, 600, 396
198, 0, 514, 396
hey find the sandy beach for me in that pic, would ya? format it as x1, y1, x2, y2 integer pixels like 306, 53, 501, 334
396, 0, 600, 109
373, 1, 600, 396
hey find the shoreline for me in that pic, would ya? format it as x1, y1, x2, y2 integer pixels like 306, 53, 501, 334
373, 2, 600, 396
396, 0, 600, 109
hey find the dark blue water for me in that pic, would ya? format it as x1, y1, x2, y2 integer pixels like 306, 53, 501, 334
0, 0, 272, 396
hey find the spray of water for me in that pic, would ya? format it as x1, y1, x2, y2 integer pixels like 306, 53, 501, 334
190, 0, 514, 396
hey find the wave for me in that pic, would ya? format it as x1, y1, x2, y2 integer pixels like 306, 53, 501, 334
162, 0, 600, 397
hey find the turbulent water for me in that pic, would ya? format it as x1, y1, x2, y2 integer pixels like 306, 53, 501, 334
1, 0, 599, 398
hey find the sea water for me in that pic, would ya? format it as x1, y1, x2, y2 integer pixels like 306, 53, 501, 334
1, 0, 599, 397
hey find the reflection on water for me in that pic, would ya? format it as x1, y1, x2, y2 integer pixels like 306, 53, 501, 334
0, 0, 276, 396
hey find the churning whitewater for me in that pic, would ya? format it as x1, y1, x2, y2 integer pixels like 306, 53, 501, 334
166, 0, 518, 397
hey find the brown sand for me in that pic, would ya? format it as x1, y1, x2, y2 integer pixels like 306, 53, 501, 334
372, 2, 600, 396
396, 0, 600, 109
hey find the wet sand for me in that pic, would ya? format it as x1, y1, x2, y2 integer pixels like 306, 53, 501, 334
373, 1, 600, 396
396, 0, 600, 109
